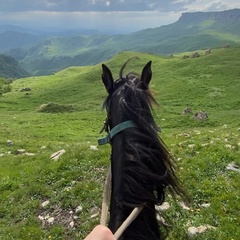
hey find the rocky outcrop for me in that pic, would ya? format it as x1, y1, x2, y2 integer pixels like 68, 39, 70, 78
178, 9, 240, 24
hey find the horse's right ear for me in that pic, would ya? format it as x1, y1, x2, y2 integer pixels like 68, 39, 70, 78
140, 61, 152, 90
102, 64, 114, 94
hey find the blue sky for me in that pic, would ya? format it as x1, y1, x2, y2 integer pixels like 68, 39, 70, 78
0, 0, 239, 33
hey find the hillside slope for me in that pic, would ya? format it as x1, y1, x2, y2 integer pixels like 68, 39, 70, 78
0, 48, 240, 240
0, 54, 30, 78
3, 47, 240, 126
0, 48, 239, 240
4, 9, 240, 76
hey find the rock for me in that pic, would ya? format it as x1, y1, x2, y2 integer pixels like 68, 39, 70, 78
41, 200, 50, 208
179, 202, 190, 210
50, 149, 66, 160
24, 152, 35, 156
204, 48, 212, 55
223, 43, 229, 48
182, 55, 190, 59
191, 52, 200, 58
188, 226, 207, 237
194, 111, 208, 121
90, 206, 100, 219
90, 145, 98, 151
188, 225, 216, 238
47, 217, 55, 224
182, 108, 192, 114
90, 213, 99, 219
201, 203, 211, 208
38, 215, 44, 221
226, 162, 240, 173
7, 140, 13, 146
16, 149, 26, 154
225, 144, 233, 149
20, 87, 31, 92
155, 202, 170, 211
156, 214, 168, 226
69, 221, 74, 228
75, 205, 83, 214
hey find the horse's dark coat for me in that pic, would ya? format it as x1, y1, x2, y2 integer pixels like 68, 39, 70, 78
101, 60, 184, 240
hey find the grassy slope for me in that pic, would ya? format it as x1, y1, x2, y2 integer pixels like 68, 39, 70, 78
0, 48, 239, 239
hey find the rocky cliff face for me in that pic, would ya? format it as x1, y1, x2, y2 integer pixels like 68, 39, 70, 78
178, 9, 240, 23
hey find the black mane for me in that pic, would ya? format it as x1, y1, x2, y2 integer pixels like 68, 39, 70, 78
101, 61, 185, 240
106, 76, 184, 204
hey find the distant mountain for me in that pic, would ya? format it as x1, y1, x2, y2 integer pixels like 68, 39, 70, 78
0, 31, 42, 51
122, 8, 240, 54
0, 25, 115, 53
178, 8, 240, 23
0, 54, 30, 78
3, 9, 240, 75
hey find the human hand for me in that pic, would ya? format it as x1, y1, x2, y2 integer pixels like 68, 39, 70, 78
84, 225, 116, 240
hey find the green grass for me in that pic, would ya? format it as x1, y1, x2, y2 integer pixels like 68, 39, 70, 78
0, 47, 240, 239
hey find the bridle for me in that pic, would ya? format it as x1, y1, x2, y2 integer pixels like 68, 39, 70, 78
98, 120, 137, 145
98, 79, 143, 239
98, 77, 138, 145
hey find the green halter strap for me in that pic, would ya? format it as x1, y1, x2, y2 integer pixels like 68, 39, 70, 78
98, 120, 137, 145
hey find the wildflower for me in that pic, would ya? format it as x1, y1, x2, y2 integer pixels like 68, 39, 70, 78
65, 186, 72, 192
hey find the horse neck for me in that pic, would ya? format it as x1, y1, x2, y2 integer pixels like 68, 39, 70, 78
108, 131, 161, 239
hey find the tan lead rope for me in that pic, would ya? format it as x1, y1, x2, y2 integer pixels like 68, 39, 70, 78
113, 206, 143, 239
100, 166, 111, 225
100, 165, 143, 239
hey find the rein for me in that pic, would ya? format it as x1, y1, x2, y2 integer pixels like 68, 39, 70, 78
98, 119, 143, 239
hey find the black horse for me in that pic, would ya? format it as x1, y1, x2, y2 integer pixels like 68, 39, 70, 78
100, 60, 185, 239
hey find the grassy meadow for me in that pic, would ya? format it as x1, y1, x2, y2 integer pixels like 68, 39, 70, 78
0, 47, 240, 239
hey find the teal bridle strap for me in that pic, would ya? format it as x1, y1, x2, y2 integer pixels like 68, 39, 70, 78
98, 120, 137, 145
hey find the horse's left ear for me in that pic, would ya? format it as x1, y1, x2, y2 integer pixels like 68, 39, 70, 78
140, 61, 152, 89
102, 64, 114, 94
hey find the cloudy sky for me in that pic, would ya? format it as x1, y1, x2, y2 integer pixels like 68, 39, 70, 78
0, 0, 239, 33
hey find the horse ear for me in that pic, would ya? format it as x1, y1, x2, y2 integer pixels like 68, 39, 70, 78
140, 61, 152, 89
102, 64, 114, 94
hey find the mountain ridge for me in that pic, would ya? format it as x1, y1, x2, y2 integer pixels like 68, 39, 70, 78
179, 8, 240, 23
2, 8, 240, 76
0, 54, 30, 78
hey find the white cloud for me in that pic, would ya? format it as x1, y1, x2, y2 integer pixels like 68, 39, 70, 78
0, 9, 181, 32
45, 0, 57, 8
0, 0, 239, 32
183, 0, 240, 12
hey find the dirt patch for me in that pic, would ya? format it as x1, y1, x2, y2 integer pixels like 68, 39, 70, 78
37, 203, 79, 231
37, 102, 76, 113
